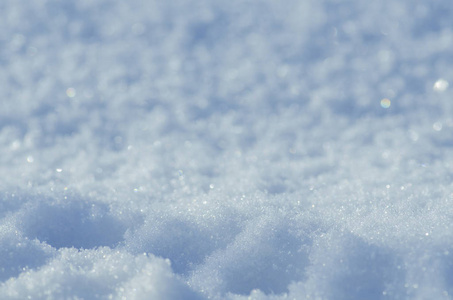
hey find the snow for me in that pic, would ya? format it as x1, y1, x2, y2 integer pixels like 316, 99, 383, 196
1, 0, 453, 299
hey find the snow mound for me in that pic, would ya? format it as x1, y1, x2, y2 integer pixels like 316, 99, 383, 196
1, 0, 453, 299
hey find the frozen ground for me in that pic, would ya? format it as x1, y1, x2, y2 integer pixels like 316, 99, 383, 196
1, 0, 453, 299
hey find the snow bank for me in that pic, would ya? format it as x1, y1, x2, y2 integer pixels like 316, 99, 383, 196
1, 0, 453, 299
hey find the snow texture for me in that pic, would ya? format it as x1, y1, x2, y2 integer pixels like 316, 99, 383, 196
1, 0, 453, 299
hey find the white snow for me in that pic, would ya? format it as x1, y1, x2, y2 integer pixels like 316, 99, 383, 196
1, 0, 453, 299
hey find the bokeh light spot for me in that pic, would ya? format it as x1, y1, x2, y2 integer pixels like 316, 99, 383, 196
433, 122, 443, 131
66, 88, 76, 98
380, 98, 391, 108
433, 79, 449, 92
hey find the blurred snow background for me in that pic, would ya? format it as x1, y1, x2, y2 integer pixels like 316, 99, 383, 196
1, 0, 453, 299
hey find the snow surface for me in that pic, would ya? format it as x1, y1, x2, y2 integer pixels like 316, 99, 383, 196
1, 0, 453, 299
